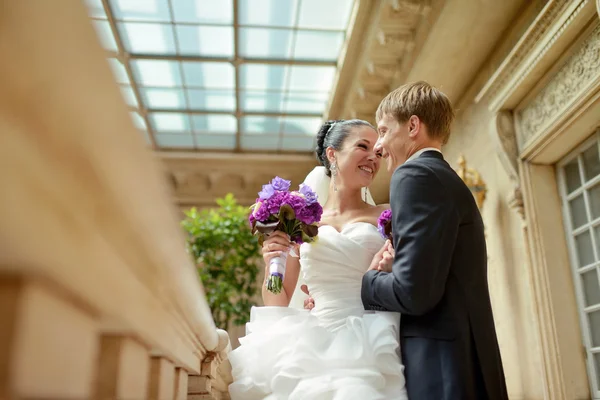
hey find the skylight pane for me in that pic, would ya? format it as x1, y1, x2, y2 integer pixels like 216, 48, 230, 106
111, 0, 171, 22
240, 91, 285, 112
191, 115, 237, 133
239, 64, 288, 90
294, 31, 344, 61
187, 89, 236, 111
297, 0, 355, 30
284, 91, 329, 113
176, 26, 234, 57
140, 88, 185, 109
288, 65, 336, 91
181, 62, 235, 88
155, 133, 195, 148
120, 86, 138, 107
131, 59, 182, 87
241, 135, 279, 150
281, 136, 316, 151
108, 58, 130, 84
118, 22, 176, 54
86, 0, 107, 18
149, 112, 191, 132
281, 116, 322, 135
238, 28, 294, 59
242, 116, 281, 134
130, 111, 147, 130
92, 20, 118, 52
238, 0, 297, 27
172, 0, 233, 24
196, 134, 236, 149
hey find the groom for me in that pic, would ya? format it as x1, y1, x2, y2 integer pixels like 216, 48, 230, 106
361, 81, 508, 399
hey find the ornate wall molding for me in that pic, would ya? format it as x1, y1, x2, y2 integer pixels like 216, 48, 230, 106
476, 0, 595, 111
517, 24, 600, 148
490, 111, 525, 220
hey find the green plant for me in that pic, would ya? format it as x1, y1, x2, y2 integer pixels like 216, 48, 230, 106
182, 193, 261, 331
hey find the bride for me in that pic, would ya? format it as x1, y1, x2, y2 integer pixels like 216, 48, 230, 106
228, 119, 408, 400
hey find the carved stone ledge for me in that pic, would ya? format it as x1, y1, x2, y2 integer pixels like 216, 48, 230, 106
390, 0, 431, 16
517, 24, 600, 148
476, 0, 596, 111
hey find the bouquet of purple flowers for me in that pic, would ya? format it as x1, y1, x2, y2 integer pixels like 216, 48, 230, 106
377, 209, 393, 241
249, 177, 323, 294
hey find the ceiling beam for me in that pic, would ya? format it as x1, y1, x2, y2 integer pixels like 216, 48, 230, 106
129, 53, 337, 67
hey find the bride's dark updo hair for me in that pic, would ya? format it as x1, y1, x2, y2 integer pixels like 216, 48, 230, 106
316, 119, 375, 176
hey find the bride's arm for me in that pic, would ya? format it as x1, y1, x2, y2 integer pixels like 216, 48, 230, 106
260, 231, 301, 307
262, 253, 300, 306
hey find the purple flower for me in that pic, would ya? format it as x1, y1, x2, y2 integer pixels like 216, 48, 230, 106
299, 183, 318, 205
251, 201, 271, 222
258, 184, 275, 200
271, 176, 291, 192
377, 209, 392, 239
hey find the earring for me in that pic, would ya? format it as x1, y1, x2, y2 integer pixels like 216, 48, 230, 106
330, 161, 338, 192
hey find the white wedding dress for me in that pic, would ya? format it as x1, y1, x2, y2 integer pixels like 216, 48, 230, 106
228, 222, 408, 400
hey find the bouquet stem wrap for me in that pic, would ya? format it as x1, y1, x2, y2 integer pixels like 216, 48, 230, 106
267, 250, 289, 294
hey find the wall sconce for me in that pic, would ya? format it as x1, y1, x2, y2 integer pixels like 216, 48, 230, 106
456, 154, 487, 210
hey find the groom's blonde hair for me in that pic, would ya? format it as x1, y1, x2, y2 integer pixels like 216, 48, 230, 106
376, 81, 454, 144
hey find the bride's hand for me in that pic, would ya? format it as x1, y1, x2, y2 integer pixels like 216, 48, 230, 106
261, 231, 294, 266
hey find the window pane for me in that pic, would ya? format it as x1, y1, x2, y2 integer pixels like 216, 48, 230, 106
240, 91, 286, 113
297, 0, 354, 30
108, 59, 130, 84
588, 310, 600, 347
92, 20, 118, 52
583, 142, 600, 181
155, 133, 195, 148
239, 64, 288, 90
149, 112, 190, 132
281, 117, 322, 135
281, 136, 315, 151
111, 0, 171, 22
187, 89, 236, 111
288, 65, 336, 91
284, 91, 329, 113
118, 22, 176, 54
191, 115, 237, 133
570, 195, 588, 229
238, 0, 297, 27
241, 134, 279, 150
575, 231, 596, 268
238, 28, 294, 59
172, 0, 233, 24
589, 183, 600, 220
120, 86, 138, 107
564, 158, 582, 193
140, 88, 185, 109
581, 269, 600, 307
595, 225, 600, 260
593, 353, 600, 389
294, 30, 344, 61
131, 59, 182, 87
196, 134, 236, 149
176, 26, 234, 57
242, 116, 281, 134
181, 62, 235, 88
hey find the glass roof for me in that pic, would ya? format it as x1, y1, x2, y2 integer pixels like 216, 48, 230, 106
86, 0, 356, 153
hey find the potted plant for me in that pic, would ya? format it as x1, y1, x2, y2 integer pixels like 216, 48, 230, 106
182, 194, 261, 331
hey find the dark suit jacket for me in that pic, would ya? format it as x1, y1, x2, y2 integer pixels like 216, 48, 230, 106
361, 151, 508, 400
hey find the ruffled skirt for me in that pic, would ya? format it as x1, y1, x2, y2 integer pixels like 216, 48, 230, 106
228, 306, 408, 400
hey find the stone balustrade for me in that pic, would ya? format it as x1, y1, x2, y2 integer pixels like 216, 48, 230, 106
0, 1, 232, 399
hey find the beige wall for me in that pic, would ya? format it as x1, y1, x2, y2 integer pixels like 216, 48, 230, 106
443, 93, 544, 399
